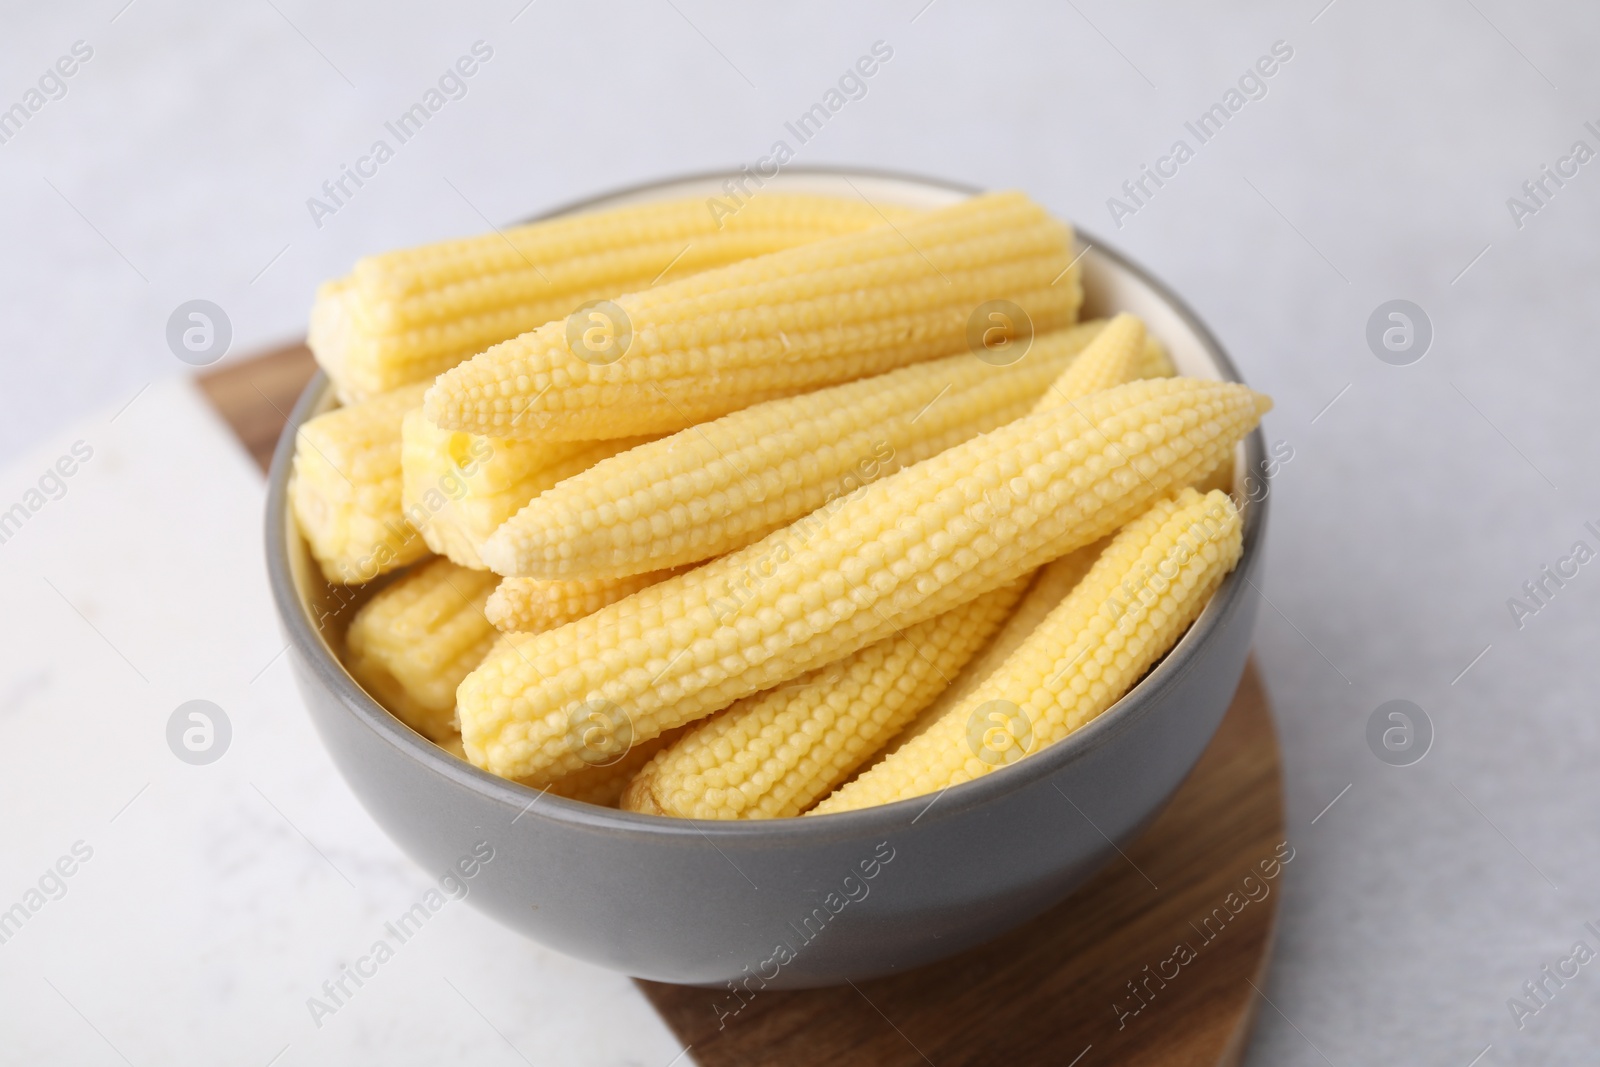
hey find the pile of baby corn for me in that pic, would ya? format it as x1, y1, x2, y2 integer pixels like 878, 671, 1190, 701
289, 188, 1270, 818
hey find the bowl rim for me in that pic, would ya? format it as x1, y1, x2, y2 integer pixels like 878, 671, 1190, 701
265, 164, 1268, 841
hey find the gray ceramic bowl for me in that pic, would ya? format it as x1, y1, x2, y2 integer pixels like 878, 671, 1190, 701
265, 169, 1268, 989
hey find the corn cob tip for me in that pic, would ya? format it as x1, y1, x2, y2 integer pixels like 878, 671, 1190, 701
1031, 312, 1159, 417
1095, 312, 1146, 349
620, 768, 668, 815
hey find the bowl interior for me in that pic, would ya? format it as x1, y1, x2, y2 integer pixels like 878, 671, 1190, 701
274, 167, 1264, 839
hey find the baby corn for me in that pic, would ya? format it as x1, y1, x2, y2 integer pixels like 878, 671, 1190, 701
1033, 312, 1151, 411
456, 377, 1269, 784
888, 545, 1103, 751
288, 383, 430, 585
311, 194, 915, 401
815, 489, 1243, 812
621, 581, 1027, 820
400, 410, 651, 569
879, 314, 1163, 747
425, 191, 1082, 441
482, 320, 1116, 580
345, 558, 500, 742
485, 569, 683, 633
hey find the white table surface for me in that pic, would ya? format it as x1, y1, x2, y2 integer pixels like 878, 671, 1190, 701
0, 381, 687, 1065
2, 2, 1597, 1064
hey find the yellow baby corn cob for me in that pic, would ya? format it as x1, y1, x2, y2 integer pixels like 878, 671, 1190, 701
1033, 312, 1150, 412
311, 194, 916, 401
876, 315, 1164, 748
456, 377, 1269, 784
485, 569, 684, 633
400, 410, 651, 569
892, 313, 1161, 714
620, 581, 1027, 820
887, 544, 1104, 751
425, 191, 1083, 441
288, 383, 430, 585
482, 320, 1118, 580
345, 558, 500, 742
815, 489, 1243, 813
1138, 338, 1175, 380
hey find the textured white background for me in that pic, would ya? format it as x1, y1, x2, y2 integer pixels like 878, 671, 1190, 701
1, 1, 1597, 1064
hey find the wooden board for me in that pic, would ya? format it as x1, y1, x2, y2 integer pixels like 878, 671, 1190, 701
195, 343, 318, 472
202, 344, 1284, 1067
